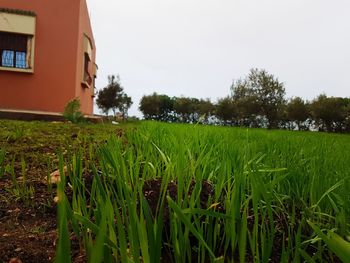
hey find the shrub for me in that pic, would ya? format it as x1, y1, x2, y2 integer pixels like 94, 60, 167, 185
63, 99, 85, 124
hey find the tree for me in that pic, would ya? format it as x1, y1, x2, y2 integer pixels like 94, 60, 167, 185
174, 97, 195, 123
231, 79, 260, 127
139, 93, 174, 121
96, 75, 132, 118
215, 96, 236, 125
286, 97, 310, 130
310, 95, 348, 132
196, 99, 215, 123
231, 69, 286, 128
344, 102, 350, 132
157, 95, 175, 122
118, 93, 133, 119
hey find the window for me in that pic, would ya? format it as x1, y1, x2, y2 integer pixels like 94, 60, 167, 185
83, 53, 92, 85
0, 32, 31, 69
0, 9, 36, 72
93, 63, 98, 89
82, 35, 93, 88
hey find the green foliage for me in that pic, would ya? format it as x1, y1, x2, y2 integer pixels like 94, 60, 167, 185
139, 94, 215, 123
285, 97, 310, 130
0, 149, 5, 178
173, 97, 195, 122
139, 92, 175, 121
63, 98, 85, 124
231, 68, 286, 128
231, 78, 261, 122
196, 99, 216, 123
136, 69, 350, 133
5, 125, 30, 142
2, 119, 348, 261
52, 122, 349, 262
5, 156, 35, 206
310, 95, 349, 132
137, 69, 350, 133
55, 158, 71, 263
308, 221, 350, 262
96, 75, 132, 118
215, 96, 236, 124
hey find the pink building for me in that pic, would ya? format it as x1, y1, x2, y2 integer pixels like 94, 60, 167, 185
0, 0, 97, 115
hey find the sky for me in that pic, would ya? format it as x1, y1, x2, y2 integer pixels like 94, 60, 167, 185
86, 0, 350, 117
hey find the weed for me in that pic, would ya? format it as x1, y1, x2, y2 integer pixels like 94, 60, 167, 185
6, 157, 36, 206
63, 98, 86, 124
6, 126, 29, 142
0, 148, 5, 178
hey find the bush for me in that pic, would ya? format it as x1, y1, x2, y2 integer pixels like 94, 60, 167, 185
63, 99, 85, 123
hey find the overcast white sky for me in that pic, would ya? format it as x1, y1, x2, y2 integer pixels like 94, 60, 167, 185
86, 0, 350, 117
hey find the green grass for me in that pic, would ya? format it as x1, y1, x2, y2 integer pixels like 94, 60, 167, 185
1, 120, 350, 262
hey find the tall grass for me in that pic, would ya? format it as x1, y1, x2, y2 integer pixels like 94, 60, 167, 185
55, 122, 350, 262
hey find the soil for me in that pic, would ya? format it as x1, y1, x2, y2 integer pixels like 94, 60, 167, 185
0, 175, 85, 263
0, 120, 128, 263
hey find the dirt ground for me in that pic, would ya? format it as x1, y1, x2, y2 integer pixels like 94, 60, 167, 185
0, 120, 129, 263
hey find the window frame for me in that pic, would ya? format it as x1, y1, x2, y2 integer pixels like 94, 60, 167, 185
0, 10, 36, 73
81, 34, 94, 88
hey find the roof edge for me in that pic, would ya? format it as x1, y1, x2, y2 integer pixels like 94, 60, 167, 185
0, 7, 36, 17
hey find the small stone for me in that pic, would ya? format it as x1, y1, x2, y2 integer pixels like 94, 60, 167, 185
14, 247, 22, 252
53, 196, 59, 203
49, 166, 67, 184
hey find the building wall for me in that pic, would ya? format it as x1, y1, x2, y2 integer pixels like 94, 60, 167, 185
75, 0, 96, 114
0, 0, 96, 115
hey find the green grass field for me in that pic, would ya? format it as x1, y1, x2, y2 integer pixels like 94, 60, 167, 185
1, 120, 350, 262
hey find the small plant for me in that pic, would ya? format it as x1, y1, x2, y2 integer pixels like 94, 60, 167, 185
6, 126, 28, 142
63, 99, 85, 124
0, 149, 5, 178
6, 157, 35, 206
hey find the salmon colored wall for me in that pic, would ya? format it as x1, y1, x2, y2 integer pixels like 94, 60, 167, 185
0, 0, 96, 115
75, 0, 96, 114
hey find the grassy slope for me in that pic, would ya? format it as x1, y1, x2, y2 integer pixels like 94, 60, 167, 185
0, 119, 135, 263
1, 120, 350, 262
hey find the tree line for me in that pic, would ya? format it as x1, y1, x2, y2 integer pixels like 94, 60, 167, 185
139, 69, 350, 133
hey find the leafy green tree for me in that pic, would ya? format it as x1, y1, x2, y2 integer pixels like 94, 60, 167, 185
139, 93, 159, 120
248, 68, 286, 128
196, 99, 215, 123
174, 97, 195, 123
310, 95, 348, 132
344, 102, 350, 132
96, 75, 122, 115
159, 95, 176, 121
231, 78, 260, 127
96, 75, 132, 117
139, 93, 174, 121
118, 93, 133, 119
286, 97, 310, 130
231, 69, 286, 128
215, 96, 236, 125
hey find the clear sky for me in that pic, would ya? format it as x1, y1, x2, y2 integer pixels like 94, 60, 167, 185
86, 0, 350, 117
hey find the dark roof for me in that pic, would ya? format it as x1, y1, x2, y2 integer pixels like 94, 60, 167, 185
0, 8, 36, 17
